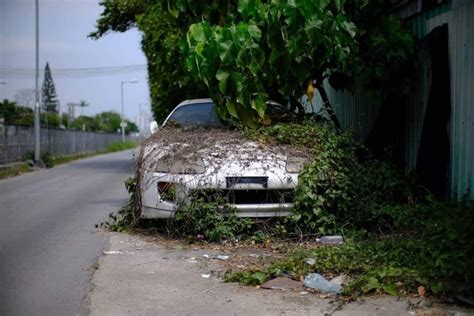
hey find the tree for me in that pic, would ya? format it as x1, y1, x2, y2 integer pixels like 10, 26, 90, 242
126, 121, 139, 134
91, 0, 415, 128
93, 111, 122, 133
14, 89, 35, 108
71, 115, 97, 131
0, 99, 35, 126
41, 62, 59, 113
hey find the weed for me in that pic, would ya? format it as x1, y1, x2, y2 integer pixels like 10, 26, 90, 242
107, 140, 138, 152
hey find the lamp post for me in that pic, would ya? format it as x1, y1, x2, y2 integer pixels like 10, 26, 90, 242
120, 80, 138, 142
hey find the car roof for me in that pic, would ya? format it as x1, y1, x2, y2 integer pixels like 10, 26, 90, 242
163, 98, 289, 126
177, 98, 213, 106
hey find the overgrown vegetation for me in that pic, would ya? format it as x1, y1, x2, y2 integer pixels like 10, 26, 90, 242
225, 201, 474, 299
103, 121, 473, 300
170, 191, 253, 242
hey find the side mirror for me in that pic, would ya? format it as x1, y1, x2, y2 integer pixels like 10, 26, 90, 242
149, 121, 159, 134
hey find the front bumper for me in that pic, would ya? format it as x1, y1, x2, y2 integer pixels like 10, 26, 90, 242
140, 171, 298, 218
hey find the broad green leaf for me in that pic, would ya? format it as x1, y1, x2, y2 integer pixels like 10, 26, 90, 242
248, 24, 262, 40
188, 23, 207, 43
219, 41, 233, 63
250, 93, 267, 117
342, 21, 357, 38
365, 277, 380, 291
225, 99, 239, 118
216, 70, 230, 94
383, 284, 398, 296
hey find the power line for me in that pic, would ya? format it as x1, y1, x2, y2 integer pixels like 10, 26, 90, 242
0, 64, 147, 78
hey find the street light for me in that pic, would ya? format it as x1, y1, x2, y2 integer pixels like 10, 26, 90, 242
121, 79, 138, 142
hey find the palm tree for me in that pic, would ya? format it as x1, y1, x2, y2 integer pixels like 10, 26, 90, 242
78, 100, 89, 116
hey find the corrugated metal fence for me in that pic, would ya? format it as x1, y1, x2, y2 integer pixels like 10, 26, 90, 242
406, 0, 474, 200
0, 124, 124, 165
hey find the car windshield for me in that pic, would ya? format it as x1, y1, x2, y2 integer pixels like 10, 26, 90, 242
164, 102, 223, 128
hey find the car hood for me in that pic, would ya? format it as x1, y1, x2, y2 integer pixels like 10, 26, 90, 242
139, 128, 311, 175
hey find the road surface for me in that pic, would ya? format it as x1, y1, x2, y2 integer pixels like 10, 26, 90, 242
0, 150, 135, 315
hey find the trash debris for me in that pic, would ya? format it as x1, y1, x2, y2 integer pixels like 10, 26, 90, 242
299, 291, 309, 295
249, 254, 260, 258
216, 255, 229, 261
418, 286, 426, 297
315, 235, 343, 245
202, 254, 212, 259
103, 251, 123, 255
197, 234, 205, 240
201, 274, 211, 278
304, 273, 342, 294
305, 258, 316, 265
329, 274, 351, 286
261, 277, 303, 291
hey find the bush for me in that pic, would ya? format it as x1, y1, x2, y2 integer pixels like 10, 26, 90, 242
248, 121, 407, 235
107, 140, 138, 152
171, 191, 253, 242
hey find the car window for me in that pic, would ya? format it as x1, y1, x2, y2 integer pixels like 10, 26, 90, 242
164, 102, 223, 128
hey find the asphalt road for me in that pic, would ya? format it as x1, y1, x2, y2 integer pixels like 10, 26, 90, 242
0, 150, 135, 315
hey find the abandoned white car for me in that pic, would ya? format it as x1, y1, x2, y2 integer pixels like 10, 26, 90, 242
139, 99, 310, 218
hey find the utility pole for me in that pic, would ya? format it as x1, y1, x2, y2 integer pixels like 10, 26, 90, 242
34, 0, 41, 164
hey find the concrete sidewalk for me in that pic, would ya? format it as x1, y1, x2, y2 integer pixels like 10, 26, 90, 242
87, 233, 471, 316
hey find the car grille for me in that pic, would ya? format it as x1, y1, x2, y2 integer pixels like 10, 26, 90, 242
189, 189, 294, 204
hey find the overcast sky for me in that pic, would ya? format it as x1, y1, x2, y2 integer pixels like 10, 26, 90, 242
0, 0, 150, 120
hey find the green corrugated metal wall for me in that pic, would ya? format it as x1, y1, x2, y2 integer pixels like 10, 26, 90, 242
405, 1, 474, 200
315, 0, 474, 201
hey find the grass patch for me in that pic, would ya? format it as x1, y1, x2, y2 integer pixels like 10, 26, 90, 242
225, 201, 474, 299
107, 140, 138, 152
0, 162, 33, 179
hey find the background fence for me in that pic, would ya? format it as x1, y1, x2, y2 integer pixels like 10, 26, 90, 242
0, 124, 127, 164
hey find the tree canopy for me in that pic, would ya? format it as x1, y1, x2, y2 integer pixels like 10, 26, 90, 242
91, 0, 415, 128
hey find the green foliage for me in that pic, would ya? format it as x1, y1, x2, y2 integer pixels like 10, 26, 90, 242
91, 0, 415, 127
24, 150, 54, 168
106, 140, 139, 152
171, 191, 253, 242
0, 163, 32, 179
185, 0, 357, 127
101, 177, 137, 232
0, 100, 34, 126
70, 115, 97, 131
42, 62, 59, 113
247, 121, 406, 235
226, 201, 474, 297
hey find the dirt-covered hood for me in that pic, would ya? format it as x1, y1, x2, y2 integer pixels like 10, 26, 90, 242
139, 128, 312, 175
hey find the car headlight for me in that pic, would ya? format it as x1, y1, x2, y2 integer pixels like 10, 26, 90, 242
154, 157, 206, 174
286, 156, 307, 173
